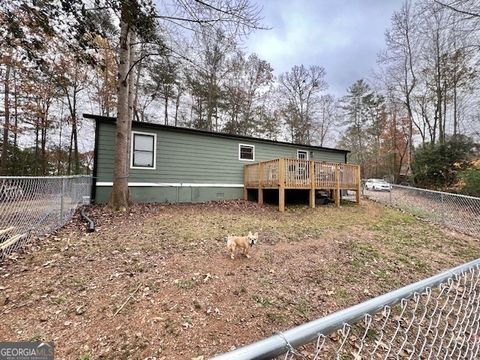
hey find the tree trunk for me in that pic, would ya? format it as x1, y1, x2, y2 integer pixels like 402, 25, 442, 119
164, 96, 168, 125
392, 109, 398, 182
110, 16, 132, 211
103, 48, 111, 117
127, 34, 136, 173
12, 68, 18, 175
453, 83, 458, 135
68, 129, 74, 175
133, 45, 142, 121
73, 116, 79, 174
41, 120, 47, 175
58, 119, 63, 175
174, 91, 181, 127
64, 82, 79, 174
1, 64, 11, 175
215, 103, 218, 132
403, 5, 416, 176
442, 79, 447, 143
435, 33, 442, 144
34, 118, 39, 175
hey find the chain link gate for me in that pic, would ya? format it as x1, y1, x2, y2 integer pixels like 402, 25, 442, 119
364, 185, 480, 238
0, 176, 92, 259
211, 259, 480, 360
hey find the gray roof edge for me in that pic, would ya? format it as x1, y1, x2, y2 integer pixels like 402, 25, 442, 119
83, 113, 351, 154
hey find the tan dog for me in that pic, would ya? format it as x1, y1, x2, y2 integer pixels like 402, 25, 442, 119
226, 231, 258, 259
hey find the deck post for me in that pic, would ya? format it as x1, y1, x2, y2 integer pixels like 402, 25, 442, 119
309, 160, 315, 208
355, 165, 361, 204
335, 164, 340, 207
258, 162, 264, 205
278, 158, 285, 212
243, 164, 248, 201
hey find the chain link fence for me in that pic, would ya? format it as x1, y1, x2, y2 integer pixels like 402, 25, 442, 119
0, 176, 91, 259
213, 185, 480, 359
212, 258, 480, 360
364, 184, 480, 238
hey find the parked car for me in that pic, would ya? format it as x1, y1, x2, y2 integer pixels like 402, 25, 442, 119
365, 179, 391, 191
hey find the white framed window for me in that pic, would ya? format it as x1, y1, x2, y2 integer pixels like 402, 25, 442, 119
239, 144, 255, 161
130, 131, 157, 169
297, 150, 309, 160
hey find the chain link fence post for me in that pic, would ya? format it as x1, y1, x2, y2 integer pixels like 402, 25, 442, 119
60, 177, 65, 226
440, 192, 445, 225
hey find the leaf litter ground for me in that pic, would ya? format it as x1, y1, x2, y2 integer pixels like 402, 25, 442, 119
0, 200, 479, 359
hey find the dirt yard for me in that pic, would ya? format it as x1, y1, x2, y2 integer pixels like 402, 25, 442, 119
1, 200, 479, 359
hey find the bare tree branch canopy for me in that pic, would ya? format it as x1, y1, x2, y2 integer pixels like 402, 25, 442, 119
156, 0, 267, 35
2, 0, 480, 204
278, 65, 328, 144
434, 0, 480, 18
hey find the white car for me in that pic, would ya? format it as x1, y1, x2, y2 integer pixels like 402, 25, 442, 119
365, 179, 391, 191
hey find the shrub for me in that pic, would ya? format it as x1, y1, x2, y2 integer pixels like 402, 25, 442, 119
412, 135, 476, 189
460, 168, 480, 196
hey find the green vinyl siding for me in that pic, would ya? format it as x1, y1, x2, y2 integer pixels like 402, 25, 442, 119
96, 121, 346, 184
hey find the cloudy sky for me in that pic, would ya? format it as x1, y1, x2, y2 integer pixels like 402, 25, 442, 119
245, 0, 404, 96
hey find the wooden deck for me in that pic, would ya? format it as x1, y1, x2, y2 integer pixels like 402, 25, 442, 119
244, 158, 361, 212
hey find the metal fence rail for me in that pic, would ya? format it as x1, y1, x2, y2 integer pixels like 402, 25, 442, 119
0, 176, 91, 259
364, 185, 480, 238
211, 258, 480, 360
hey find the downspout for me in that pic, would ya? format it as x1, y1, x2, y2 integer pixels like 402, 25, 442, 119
80, 207, 95, 233
91, 117, 100, 203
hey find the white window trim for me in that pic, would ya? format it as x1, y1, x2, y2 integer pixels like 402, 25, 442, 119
238, 143, 255, 161
130, 130, 157, 170
297, 150, 309, 160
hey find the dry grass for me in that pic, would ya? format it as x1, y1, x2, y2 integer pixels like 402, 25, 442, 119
0, 200, 478, 359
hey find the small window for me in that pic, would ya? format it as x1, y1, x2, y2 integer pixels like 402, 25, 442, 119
297, 150, 309, 160
131, 131, 156, 169
239, 144, 255, 161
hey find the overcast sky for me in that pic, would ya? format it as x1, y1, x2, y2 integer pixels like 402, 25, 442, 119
245, 0, 404, 96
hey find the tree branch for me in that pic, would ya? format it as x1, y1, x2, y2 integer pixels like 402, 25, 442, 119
155, 15, 222, 24
434, 1, 480, 18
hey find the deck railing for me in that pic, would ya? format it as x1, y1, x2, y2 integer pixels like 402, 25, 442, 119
261, 159, 279, 188
244, 158, 361, 211
244, 159, 360, 190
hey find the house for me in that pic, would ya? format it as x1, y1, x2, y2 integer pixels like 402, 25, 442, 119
85, 114, 357, 209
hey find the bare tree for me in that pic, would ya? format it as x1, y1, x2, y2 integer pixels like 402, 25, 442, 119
379, 0, 479, 169
55, 56, 91, 175
379, 0, 418, 172
313, 94, 338, 146
434, 0, 480, 18
110, 0, 264, 210
1, 56, 11, 175
222, 52, 274, 135
279, 64, 328, 144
